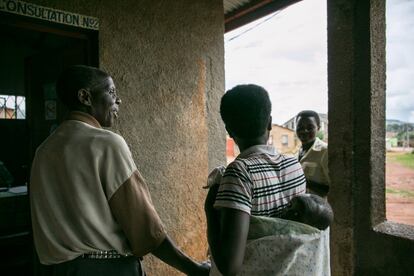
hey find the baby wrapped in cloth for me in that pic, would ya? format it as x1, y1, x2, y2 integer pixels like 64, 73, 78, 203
207, 167, 332, 276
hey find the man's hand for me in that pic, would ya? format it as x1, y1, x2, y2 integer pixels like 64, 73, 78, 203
188, 261, 210, 276
152, 236, 210, 276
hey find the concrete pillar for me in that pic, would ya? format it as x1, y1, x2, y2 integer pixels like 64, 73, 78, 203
329, 0, 414, 275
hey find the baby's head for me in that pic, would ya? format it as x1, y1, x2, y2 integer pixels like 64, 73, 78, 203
282, 194, 333, 230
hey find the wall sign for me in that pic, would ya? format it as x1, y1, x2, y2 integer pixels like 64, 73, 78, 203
44, 100, 56, 120
0, 0, 99, 30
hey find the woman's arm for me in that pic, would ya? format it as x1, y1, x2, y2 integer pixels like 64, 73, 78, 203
205, 185, 250, 276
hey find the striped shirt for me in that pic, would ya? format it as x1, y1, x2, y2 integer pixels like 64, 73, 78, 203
214, 145, 306, 217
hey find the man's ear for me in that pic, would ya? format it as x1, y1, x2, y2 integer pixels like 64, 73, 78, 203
267, 116, 272, 130
78, 88, 92, 107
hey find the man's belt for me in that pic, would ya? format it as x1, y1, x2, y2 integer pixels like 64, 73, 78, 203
82, 250, 129, 259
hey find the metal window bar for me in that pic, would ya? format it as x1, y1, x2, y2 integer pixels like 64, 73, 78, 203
7, 96, 16, 119
0, 95, 26, 119
16, 96, 26, 119
0, 97, 5, 119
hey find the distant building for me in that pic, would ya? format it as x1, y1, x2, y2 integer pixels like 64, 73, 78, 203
226, 135, 239, 164
386, 121, 414, 148
282, 113, 328, 142
386, 132, 398, 139
386, 137, 398, 150
268, 124, 299, 155
226, 124, 299, 163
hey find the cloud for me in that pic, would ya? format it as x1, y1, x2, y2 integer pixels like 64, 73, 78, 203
225, 0, 327, 124
386, 0, 414, 122
387, 68, 414, 96
225, 0, 414, 124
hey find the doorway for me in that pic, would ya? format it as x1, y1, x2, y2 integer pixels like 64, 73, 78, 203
0, 13, 98, 275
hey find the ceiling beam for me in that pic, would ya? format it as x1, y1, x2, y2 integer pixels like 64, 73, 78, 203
225, 0, 302, 33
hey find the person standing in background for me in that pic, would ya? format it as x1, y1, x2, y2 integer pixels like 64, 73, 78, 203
296, 110, 331, 276
296, 110, 330, 198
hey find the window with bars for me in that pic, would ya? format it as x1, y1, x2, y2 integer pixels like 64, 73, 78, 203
281, 134, 289, 146
0, 95, 26, 119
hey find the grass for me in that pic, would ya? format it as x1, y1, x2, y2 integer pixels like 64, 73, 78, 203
386, 188, 414, 199
387, 152, 414, 170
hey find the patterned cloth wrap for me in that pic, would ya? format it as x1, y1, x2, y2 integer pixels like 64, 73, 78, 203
210, 216, 330, 276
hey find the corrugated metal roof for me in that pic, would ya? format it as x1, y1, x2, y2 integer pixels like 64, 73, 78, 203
223, 0, 301, 32
224, 0, 252, 14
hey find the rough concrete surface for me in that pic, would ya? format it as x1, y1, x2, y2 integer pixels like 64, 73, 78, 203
328, 0, 355, 274
329, 0, 414, 275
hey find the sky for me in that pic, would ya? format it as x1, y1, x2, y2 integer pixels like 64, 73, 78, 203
224, 0, 414, 124
385, 0, 414, 123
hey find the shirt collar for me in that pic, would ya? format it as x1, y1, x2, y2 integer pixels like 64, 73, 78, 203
67, 111, 102, 129
312, 137, 324, 151
238, 144, 277, 159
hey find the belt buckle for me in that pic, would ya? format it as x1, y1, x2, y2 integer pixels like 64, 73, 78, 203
82, 250, 124, 259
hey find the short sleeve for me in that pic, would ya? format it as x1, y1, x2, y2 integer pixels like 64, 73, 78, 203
213, 160, 253, 214
109, 170, 167, 257
101, 133, 137, 199
321, 149, 330, 185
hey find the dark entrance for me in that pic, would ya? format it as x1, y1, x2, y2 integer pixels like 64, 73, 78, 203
0, 13, 98, 275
